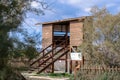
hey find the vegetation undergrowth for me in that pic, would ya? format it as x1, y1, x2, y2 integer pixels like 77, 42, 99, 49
0, 66, 26, 80
15, 66, 29, 71
76, 71, 120, 80
34, 73, 74, 79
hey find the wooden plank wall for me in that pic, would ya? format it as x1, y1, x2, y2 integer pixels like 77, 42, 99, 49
42, 24, 52, 49
70, 21, 83, 46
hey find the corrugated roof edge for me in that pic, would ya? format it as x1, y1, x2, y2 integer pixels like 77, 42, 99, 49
35, 16, 91, 25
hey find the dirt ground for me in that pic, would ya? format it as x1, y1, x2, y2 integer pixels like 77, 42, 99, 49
22, 72, 70, 80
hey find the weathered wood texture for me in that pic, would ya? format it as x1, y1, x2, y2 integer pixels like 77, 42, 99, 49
42, 24, 52, 49
42, 17, 87, 48
53, 25, 67, 32
70, 21, 83, 46
75, 65, 120, 80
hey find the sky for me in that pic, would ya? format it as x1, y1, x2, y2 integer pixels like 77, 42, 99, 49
30, 0, 120, 23
14, 0, 120, 49
26, 0, 120, 30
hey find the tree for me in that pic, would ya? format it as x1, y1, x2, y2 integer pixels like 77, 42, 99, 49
80, 7, 120, 66
0, 0, 47, 79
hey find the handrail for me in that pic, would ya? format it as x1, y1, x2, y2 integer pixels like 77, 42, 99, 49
56, 37, 69, 46
37, 43, 53, 55
37, 49, 70, 73
37, 45, 68, 67
71, 46, 77, 52
30, 36, 68, 66
30, 37, 69, 66
30, 43, 53, 61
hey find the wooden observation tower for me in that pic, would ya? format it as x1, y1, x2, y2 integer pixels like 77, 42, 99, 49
29, 16, 91, 73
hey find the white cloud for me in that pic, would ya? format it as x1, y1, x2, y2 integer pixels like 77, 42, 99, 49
58, 0, 120, 16
58, 0, 119, 10
58, 0, 98, 9
106, 3, 116, 8
31, 1, 45, 11
84, 7, 91, 12
31, 1, 39, 8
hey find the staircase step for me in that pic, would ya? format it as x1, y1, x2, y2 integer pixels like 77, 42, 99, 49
44, 55, 50, 58
39, 65, 46, 68
29, 38, 69, 73
37, 50, 69, 73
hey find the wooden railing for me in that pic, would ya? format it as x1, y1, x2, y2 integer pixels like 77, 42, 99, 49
37, 45, 68, 67
30, 37, 69, 66
37, 49, 69, 73
54, 34, 69, 46
30, 43, 53, 61
74, 65, 120, 79
29, 35, 70, 73
79, 65, 120, 73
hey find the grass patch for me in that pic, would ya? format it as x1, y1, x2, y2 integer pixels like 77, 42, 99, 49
35, 73, 72, 78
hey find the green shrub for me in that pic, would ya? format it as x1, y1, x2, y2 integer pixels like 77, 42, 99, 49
0, 66, 26, 80
76, 71, 120, 80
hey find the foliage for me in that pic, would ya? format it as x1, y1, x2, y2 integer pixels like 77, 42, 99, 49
0, 0, 47, 79
35, 73, 74, 80
11, 28, 42, 50
80, 7, 120, 66
0, 66, 26, 80
36, 73, 71, 78
76, 70, 120, 80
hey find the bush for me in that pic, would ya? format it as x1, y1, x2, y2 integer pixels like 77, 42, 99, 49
0, 66, 26, 80
76, 70, 120, 80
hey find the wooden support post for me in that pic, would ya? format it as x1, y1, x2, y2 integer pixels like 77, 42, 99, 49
70, 60, 72, 73
69, 46, 72, 74
74, 64, 80, 80
67, 46, 70, 73
52, 44, 54, 73
82, 56, 84, 65
67, 59, 70, 73
65, 52, 68, 72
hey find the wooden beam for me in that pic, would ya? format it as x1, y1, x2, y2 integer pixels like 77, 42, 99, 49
71, 46, 77, 52
65, 52, 68, 72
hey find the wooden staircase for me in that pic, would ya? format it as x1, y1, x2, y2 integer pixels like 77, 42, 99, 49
29, 37, 69, 74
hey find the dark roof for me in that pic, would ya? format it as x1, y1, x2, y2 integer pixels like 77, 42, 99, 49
36, 16, 89, 25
